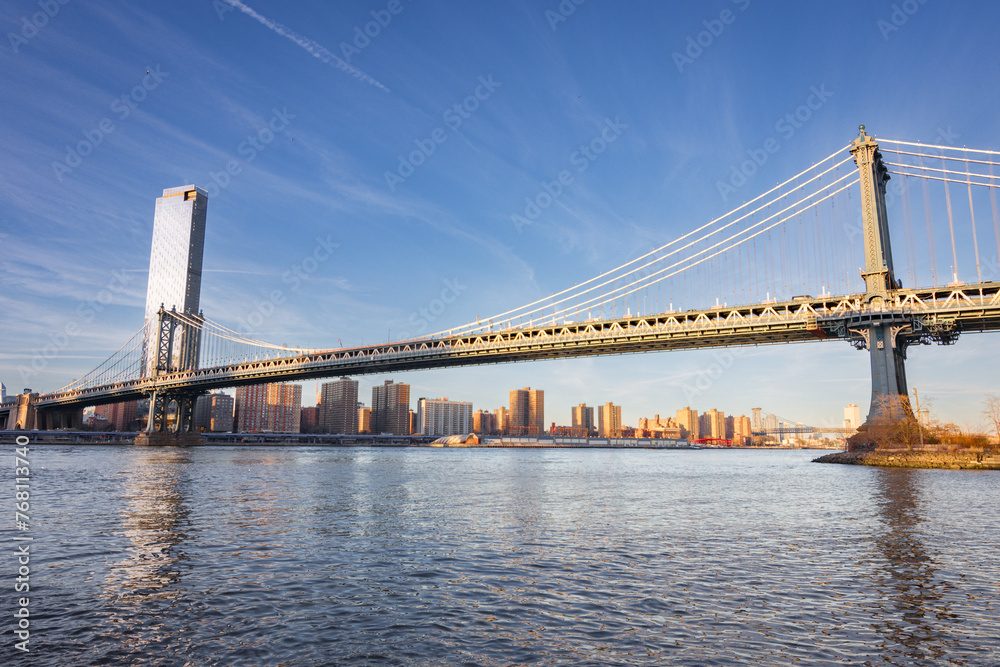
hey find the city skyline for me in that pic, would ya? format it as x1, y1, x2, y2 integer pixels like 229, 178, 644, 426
2, 3, 999, 429
75, 374, 858, 441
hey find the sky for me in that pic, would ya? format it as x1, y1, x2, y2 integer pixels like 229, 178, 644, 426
2, 0, 999, 431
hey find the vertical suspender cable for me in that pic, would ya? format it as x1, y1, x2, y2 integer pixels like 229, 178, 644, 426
920, 155, 937, 285
966, 156, 982, 283
991, 162, 1000, 277
751, 218, 759, 303
814, 204, 823, 294
846, 186, 855, 293
901, 174, 917, 285
943, 151, 959, 284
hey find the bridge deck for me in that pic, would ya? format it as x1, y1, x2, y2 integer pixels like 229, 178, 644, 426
3, 281, 998, 413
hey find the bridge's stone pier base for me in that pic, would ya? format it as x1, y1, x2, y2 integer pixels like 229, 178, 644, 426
134, 431, 206, 446
5, 391, 39, 430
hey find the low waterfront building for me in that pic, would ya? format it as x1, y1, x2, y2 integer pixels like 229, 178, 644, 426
636, 414, 682, 439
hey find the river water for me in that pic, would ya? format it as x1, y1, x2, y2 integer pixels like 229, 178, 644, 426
2, 445, 998, 665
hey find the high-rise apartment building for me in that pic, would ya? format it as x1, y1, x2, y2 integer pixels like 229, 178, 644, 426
571, 404, 595, 435
706, 408, 726, 439
509, 387, 544, 436
372, 380, 410, 435
319, 377, 359, 434
844, 403, 862, 429
733, 414, 753, 445
144, 185, 208, 375
676, 407, 699, 440
493, 406, 510, 434
473, 410, 496, 434
235, 383, 302, 433
194, 393, 234, 432
417, 398, 473, 436
598, 402, 622, 437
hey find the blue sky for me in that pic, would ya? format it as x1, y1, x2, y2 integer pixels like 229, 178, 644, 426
2, 0, 999, 430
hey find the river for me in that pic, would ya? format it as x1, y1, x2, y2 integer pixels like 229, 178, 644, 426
2, 445, 998, 665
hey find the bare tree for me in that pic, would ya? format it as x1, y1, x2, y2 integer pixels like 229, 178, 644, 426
985, 394, 1000, 447
848, 394, 919, 451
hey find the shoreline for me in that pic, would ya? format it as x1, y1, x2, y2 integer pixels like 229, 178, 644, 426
813, 450, 1000, 470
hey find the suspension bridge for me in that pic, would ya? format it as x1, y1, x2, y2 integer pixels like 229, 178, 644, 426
3, 126, 1000, 442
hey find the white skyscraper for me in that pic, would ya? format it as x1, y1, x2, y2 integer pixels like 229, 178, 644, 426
144, 185, 208, 374
145, 185, 208, 323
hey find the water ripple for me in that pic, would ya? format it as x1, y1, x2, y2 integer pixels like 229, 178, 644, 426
3, 447, 998, 665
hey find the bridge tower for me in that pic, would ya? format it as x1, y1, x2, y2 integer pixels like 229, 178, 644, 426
135, 306, 205, 446
849, 125, 910, 421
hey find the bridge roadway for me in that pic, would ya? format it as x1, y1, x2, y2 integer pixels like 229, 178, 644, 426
5, 281, 999, 414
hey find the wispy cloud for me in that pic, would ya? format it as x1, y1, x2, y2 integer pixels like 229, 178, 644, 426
223, 0, 390, 92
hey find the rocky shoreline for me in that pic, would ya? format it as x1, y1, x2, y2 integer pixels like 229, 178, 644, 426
813, 450, 1000, 470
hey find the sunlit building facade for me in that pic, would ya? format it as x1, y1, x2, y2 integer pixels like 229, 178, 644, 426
509, 387, 544, 436
358, 406, 371, 434
676, 407, 699, 440
571, 403, 595, 435
235, 383, 302, 433
143, 185, 208, 376
844, 403, 862, 429
473, 410, 496, 434
733, 414, 753, 445
372, 380, 410, 435
417, 398, 473, 436
493, 406, 510, 434
636, 414, 682, 439
598, 402, 622, 437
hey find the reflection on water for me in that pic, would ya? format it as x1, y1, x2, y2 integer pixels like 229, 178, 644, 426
9, 447, 1000, 666
100, 448, 191, 660
869, 468, 960, 665
106, 449, 190, 596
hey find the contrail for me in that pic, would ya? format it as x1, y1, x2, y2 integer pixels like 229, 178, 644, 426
224, 0, 390, 92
